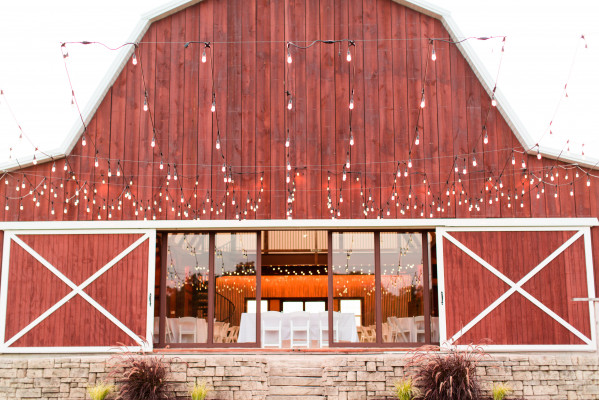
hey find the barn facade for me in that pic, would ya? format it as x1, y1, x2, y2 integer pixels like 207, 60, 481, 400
1, 0, 598, 397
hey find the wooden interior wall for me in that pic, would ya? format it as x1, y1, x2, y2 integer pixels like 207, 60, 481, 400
0, 0, 594, 224
215, 274, 419, 327
4, 234, 148, 347
443, 231, 591, 345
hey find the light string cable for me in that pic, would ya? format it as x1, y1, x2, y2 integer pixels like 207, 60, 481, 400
530, 34, 588, 155
0, 90, 54, 163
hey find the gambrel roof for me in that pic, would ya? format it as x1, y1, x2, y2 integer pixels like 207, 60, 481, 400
0, 0, 590, 172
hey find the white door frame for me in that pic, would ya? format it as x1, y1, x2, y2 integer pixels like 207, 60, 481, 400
436, 225, 597, 352
0, 229, 156, 353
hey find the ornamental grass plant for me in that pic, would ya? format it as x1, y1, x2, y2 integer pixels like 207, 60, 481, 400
409, 345, 488, 400
492, 383, 511, 400
111, 353, 170, 400
394, 378, 419, 400
87, 382, 114, 400
190, 380, 211, 400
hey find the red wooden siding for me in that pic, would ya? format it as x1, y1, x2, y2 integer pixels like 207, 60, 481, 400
4, 234, 148, 347
0, 0, 593, 223
443, 231, 591, 345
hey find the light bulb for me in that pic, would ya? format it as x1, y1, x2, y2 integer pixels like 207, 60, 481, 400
108, 168, 112, 177
491, 97, 497, 107
415, 132, 420, 146
587, 176, 591, 187
287, 48, 292, 64
472, 156, 477, 167
420, 93, 425, 108
537, 150, 541, 160
32, 154, 37, 165
222, 163, 226, 172
285, 137, 290, 148
63, 163, 68, 171
94, 157, 99, 168
408, 159, 412, 168
82, 135, 86, 146
143, 98, 148, 111
211, 100, 216, 112
287, 97, 293, 110
216, 137, 220, 149
521, 159, 526, 169
343, 171, 347, 181
132, 54, 137, 65
349, 97, 354, 110
511, 155, 515, 165
346, 48, 352, 62
52, 163, 56, 173
160, 160, 164, 170
287, 161, 291, 171
151, 136, 156, 148
201, 48, 207, 63
483, 132, 488, 144
349, 134, 354, 146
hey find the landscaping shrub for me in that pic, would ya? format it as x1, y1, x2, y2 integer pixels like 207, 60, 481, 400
112, 354, 170, 400
409, 345, 487, 400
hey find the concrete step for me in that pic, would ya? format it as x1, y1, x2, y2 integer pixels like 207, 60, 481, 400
269, 386, 324, 396
269, 376, 322, 386
269, 367, 323, 377
266, 396, 325, 400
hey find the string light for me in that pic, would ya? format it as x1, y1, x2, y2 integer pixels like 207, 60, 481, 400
201, 48, 207, 63
132, 53, 137, 65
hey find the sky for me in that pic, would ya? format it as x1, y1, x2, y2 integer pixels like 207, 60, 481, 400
0, 0, 598, 168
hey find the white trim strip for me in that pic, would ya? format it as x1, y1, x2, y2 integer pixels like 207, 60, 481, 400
3, 234, 149, 348
443, 230, 592, 345
0, 233, 13, 348
0, 218, 596, 231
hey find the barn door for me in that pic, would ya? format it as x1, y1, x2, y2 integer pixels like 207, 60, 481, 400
437, 227, 596, 351
0, 230, 155, 353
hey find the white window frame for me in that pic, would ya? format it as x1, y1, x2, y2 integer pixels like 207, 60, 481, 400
436, 224, 597, 352
0, 229, 156, 354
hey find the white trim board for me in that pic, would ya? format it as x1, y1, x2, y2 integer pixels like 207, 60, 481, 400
437, 226, 597, 352
0, 230, 155, 354
0, 217, 596, 231
2, 0, 599, 172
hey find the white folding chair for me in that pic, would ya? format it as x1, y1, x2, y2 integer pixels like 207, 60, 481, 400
389, 316, 411, 342
413, 316, 425, 342
318, 312, 339, 347
166, 318, 178, 343
261, 311, 282, 348
289, 311, 310, 348
178, 317, 197, 343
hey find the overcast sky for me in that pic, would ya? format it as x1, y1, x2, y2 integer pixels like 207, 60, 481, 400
0, 0, 598, 167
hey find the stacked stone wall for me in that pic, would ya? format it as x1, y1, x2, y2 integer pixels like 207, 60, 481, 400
0, 354, 597, 399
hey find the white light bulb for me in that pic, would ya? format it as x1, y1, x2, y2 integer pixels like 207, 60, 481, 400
285, 137, 290, 148
349, 97, 354, 110
287, 49, 292, 64
287, 97, 293, 110
431, 48, 436, 61
414, 134, 420, 146
483, 133, 488, 144
143, 98, 148, 112
151, 136, 156, 148
82, 135, 86, 146
346, 48, 352, 62
472, 157, 477, 167
491, 98, 497, 107
211, 100, 216, 112
94, 157, 99, 168
132, 54, 137, 65
216, 138, 220, 149
408, 159, 412, 168
201, 48, 207, 63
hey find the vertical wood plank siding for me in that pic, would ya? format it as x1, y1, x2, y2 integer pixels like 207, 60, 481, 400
443, 231, 590, 345
0, 0, 593, 224
4, 234, 147, 347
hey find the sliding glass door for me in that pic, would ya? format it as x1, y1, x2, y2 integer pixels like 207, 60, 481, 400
154, 230, 436, 349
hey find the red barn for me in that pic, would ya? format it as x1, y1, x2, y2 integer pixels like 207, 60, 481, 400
0, 0, 597, 397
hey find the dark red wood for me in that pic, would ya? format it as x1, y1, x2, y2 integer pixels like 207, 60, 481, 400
444, 231, 590, 345
6, 234, 147, 347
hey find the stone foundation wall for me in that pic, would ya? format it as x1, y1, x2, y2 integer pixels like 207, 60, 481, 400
0, 353, 598, 400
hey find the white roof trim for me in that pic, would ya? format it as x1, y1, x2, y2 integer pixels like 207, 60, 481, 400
1, 0, 595, 172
